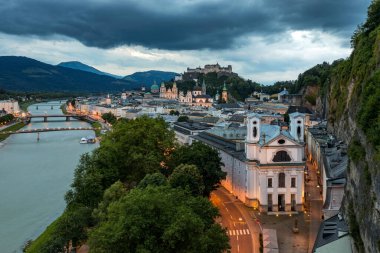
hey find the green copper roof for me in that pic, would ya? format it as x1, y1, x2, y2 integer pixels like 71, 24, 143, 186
151, 84, 159, 90
223, 82, 228, 91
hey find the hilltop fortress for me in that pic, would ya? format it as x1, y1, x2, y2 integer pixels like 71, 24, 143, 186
180, 63, 237, 81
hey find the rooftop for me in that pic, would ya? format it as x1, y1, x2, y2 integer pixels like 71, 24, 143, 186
313, 214, 352, 253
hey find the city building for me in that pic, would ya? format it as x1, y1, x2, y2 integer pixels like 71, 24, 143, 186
160, 82, 178, 100
277, 88, 289, 101
173, 121, 212, 145
0, 100, 20, 114
306, 124, 347, 219
191, 112, 306, 213
182, 63, 237, 81
150, 82, 160, 94
312, 214, 353, 253
158, 80, 214, 107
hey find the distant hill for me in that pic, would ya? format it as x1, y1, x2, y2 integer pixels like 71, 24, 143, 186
0, 56, 139, 92
57, 61, 123, 79
123, 70, 178, 86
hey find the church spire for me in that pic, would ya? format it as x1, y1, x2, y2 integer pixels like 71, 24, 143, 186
202, 79, 206, 94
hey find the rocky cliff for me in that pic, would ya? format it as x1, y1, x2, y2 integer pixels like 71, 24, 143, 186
299, 2, 380, 252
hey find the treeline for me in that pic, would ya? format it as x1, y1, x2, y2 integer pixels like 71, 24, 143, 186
0, 114, 15, 124
0, 89, 89, 100
26, 116, 229, 253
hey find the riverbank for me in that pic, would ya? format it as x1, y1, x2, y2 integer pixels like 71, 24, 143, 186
60, 104, 68, 114
0, 122, 26, 142
19, 100, 37, 112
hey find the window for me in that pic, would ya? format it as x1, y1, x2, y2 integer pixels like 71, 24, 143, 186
267, 178, 273, 188
278, 173, 285, 188
278, 139, 285, 144
268, 194, 273, 212
253, 126, 257, 138
297, 126, 301, 138
291, 177, 296, 188
273, 151, 291, 162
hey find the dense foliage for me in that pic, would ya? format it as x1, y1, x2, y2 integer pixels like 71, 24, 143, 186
88, 185, 229, 253
101, 112, 117, 124
0, 114, 14, 124
27, 117, 229, 253
169, 141, 226, 197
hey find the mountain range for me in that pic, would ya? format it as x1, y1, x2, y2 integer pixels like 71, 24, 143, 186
57, 61, 123, 79
0, 56, 178, 93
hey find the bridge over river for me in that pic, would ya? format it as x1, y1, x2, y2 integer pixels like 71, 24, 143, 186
0, 127, 101, 135
25, 114, 92, 123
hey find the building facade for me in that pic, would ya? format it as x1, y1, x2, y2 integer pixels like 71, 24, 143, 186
192, 112, 306, 213
0, 100, 20, 114
160, 80, 214, 107
160, 82, 178, 100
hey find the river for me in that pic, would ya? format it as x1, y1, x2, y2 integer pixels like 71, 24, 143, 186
0, 101, 98, 253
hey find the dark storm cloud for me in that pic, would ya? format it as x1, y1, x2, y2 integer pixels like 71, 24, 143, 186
0, 0, 370, 50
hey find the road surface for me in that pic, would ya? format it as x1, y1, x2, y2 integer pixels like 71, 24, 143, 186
211, 187, 261, 253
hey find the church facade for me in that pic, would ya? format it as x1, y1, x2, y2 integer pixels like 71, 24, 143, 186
160, 80, 214, 107
192, 112, 306, 213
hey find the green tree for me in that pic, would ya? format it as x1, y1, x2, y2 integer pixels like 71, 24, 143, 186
363, 0, 380, 33
93, 181, 128, 222
88, 186, 229, 253
169, 142, 226, 197
177, 115, 189, 122
66, 116, 175, 209
138, 172, 168, 188
169, 164, 205, 196
169, 110, 180, 116
101, 112, 117, 125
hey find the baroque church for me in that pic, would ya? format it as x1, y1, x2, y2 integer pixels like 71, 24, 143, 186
192, 112, 306, 213
159, 80, 214, 107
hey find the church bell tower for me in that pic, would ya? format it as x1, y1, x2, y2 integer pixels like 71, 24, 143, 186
246, 113, 261, 160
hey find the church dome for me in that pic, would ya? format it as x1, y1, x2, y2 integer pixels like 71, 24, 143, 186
151, 84, 159, 93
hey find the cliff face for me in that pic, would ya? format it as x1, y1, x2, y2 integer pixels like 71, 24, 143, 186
302, 9, 380, 252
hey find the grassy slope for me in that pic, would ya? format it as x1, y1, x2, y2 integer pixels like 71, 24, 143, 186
0, 122, 26, 141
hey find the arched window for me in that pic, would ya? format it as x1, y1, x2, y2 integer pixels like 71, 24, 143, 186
253, 127, 257, 138
278, 173, 285, 188
297, 126, 301, 138
273, 151, 291, 162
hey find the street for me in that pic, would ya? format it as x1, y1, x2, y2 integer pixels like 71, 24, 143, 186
305, 160, 323, 253
211, 187, 261, 253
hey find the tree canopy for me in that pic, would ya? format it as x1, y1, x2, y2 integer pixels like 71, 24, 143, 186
101, 112, 117, 125
169, 141, 226, 197
88, 186, 230, 253
169, 164, 205, 196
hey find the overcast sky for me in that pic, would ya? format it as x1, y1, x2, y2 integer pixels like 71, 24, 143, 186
0, 0, 371, 84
